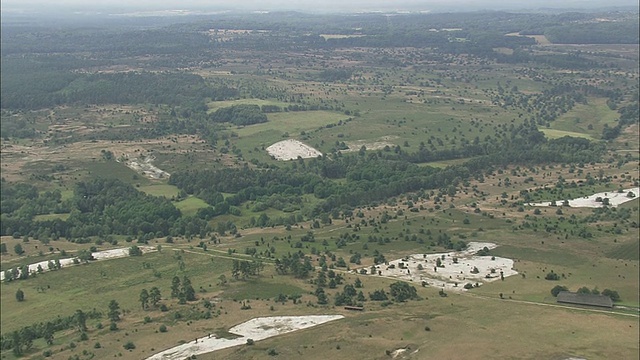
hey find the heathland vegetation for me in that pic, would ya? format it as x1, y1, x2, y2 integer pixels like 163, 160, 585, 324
1, 8, 638, 360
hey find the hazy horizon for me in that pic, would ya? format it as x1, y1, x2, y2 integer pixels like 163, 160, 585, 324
2, 0, 639, 15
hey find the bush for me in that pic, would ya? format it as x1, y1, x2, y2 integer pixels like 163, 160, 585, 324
550, 285, 569, 297
159, 325, 168, 333
545, 271, 560, 281
267, 348, 278, 356
123, 341, 136, 350
109, 322, 118, 331
463, 283, 474, 290
602, 289, 621, 302
94, 342, 102, 349
246, 338, 254, 345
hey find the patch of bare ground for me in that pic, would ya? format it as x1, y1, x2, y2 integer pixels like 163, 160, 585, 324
0, 134, 212, 182
342, 136, 398, 152
266, 140, 322, 161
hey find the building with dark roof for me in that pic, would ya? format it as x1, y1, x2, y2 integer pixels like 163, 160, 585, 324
556, 291, 613, 308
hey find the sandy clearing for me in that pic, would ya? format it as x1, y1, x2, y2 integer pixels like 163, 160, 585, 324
528, 187, 639, 208
367, 242, 517, 291
0, 246, 156, 281
266, 139, 323, 161
146, 315, 344, 360
341, 135, 399, 152
122, 155, 170, 179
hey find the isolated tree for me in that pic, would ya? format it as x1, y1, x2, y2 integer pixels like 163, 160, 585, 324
14, 244, 24, 255
149, 287, 161, 307
139, 289, 150, 310
181, 276, 196, 301
171, 276, 181, 298
0, 243, 7, 254
108, 300, 121, 322
15, 289, 25, 302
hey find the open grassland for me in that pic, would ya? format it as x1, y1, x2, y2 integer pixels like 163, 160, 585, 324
236, 111, 347, 138
174, 196, 209, 216
550, 98, 620, 138
211, 292, 637, 360
138, 184, 180, 198
541, 128, 595, 140
2, 161, 639, 359
2, 236, 637, 360
207, 99, 291, 112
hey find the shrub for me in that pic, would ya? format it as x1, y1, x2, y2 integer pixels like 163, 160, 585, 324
94, 342, 101, 349
602, 289, 621, 302
550, 285, 568, 297
123, 341, 136, 350
545, 271, 560, 281
267, 348, 278, 356
246, 338, 254, 345
159, 325, 168, 333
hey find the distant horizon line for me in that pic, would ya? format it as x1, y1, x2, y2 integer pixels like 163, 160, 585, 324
2, 4, 638, 17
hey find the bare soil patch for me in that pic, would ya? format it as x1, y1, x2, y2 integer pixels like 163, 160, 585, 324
528, 187, 639, 208
366, 242, 517, 291
266, 139, 322, 161
146, 315, 344, 360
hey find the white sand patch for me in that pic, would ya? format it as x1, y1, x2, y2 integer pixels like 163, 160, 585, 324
146, 315, 344, 360
366, 242, 517, 291
528, 187, 639, 208
266, 139, 323, 161
392, 348, 408, 358
0, 246, 156, 281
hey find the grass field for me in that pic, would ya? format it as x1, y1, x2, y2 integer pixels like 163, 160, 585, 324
236, 111, 347, 138
174, 196, 209, 215
541, 128, 595, 140
33, 213, 71, 221
207, 99, 292, 112
139, 184, 180, 198
550, 97, 620, 138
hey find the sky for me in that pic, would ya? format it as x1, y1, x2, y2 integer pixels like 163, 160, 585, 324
2, 0, 638, 13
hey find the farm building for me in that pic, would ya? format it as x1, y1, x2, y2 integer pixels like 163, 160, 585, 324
556, 291, 613, 308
